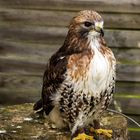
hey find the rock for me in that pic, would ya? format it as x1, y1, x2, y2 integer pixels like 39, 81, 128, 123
0, 103, 128, 140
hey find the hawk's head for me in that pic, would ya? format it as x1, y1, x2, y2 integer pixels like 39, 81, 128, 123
69, 10, 104, 39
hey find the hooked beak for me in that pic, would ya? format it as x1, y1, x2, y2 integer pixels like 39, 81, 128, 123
94, 22, 104, 37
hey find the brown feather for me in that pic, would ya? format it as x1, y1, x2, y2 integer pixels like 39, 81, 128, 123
34, 10, 116, 136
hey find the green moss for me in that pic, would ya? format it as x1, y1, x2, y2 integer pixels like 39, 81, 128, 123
115, 94, 140, 99
128, 127, 140, 132
119, 60, 140, 65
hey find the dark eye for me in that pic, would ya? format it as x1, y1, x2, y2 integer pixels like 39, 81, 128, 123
84, 22, 92, 27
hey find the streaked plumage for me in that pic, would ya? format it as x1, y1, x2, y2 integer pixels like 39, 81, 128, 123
34, 10, 116, 136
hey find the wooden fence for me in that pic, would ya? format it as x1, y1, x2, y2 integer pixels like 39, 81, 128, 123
0, 0, 140, 139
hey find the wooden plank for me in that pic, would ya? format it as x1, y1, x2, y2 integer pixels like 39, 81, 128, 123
116, 82, 140, 95
0, 57, 140, 82
0, 58, 45, 75
0, 73, 42, 90
1, 73, 140, 96
0, 41, 140, 65
0, 40, 57, 57
0, 73, 140, 115
129, 130, 140, 140
0, 88, 40, 105
0, 88, 140, 115
0, 25, 140, 48
0, 0, 139, 13
0, 25, 66, 45
103, 13, 140, 30
116, 64, 140, 82
0, 40, 140, 82
0, 73, 139, 121
0, 73, 140, 95
104, 30, 140, 48
0, 8, 140, 29
0, 73, 42, 104
112, 48, 140, 65
114, 97, 140, 115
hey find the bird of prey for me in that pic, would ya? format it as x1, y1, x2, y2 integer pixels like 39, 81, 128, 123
34, 10, 116, 140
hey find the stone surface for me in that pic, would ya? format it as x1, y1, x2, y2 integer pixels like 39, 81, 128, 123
0, 103, 128, 140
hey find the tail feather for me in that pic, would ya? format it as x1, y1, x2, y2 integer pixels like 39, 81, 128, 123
33, 99, 54, 115
33, 99, 43, 111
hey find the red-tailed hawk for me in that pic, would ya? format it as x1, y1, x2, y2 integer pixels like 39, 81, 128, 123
34, 10, 116, 140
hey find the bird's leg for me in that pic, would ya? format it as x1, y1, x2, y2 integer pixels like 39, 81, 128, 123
93, 120, 100, 129
72, 127, 95, 140
89, 120, 113, 138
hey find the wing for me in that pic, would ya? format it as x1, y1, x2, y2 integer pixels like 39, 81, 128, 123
33, 40, 88, 115
42, 52, 68, 115
33, 48, 69, 115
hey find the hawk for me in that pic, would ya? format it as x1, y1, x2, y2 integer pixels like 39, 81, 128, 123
34, 10, 116, 140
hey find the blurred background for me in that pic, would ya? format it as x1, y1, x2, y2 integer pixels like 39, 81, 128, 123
0, 0, 139, 139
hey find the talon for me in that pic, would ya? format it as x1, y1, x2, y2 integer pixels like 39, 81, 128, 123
90, 127, 113, 138
95, 129, 112, 138
73, 133, 95, 140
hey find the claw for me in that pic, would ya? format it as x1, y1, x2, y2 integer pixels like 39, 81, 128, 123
90, 127, 113, 138
95, 129, 112, 138
73, 133, 95, 140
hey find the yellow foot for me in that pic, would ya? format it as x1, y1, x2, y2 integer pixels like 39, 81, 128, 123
73, 133, 95, 140
90, 128, 113, 138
